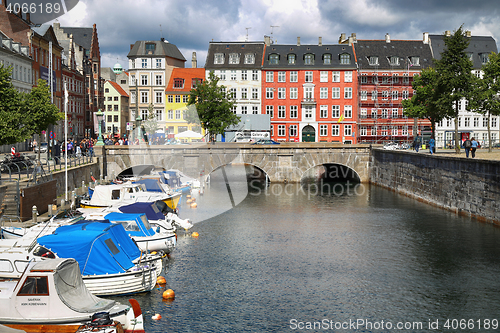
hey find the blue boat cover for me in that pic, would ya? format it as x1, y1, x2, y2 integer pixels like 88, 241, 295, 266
118, 202, 165, 221
37, 221, 141, 275
160, 171, 181, 187
104, 212, 155, 237
133, 179, 163, 192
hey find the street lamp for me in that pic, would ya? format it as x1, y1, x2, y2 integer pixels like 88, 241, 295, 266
136, 115, 142, 143
95, 110, 105, 146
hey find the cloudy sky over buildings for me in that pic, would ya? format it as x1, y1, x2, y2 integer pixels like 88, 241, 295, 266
52, 0, 500, 69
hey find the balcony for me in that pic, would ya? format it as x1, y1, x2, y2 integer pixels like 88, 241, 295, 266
301, 98, 316, 105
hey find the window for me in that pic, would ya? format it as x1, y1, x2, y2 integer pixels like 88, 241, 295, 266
371, 90, 378, 100
241, 106, 248, 114
320, 87, 328, 99
340, 53, 351, 64
140, 91, 148, 103
114, 96, 118, 101
107, 114, 112, 122
320, 105, 328, 118
320, 71, 328, 82
288, 54, 296, 64
252, 106, 258, 114
332, 105, 340, 118
403, 74, 409, 84
392, 90, 398, 100
18, 276, 48, 295
156, 91, 163, 103
278, 125, 286, 136
266, 88, 274, 99
360, 126, 367, 136
332, 87, 340, 99
369, 56, 379, 65
332, 71, 340, 82
464, 117, 470, 127
156, 75, 163, 86
167, 95, 173, 103
361, 91, 368, 100
410, 56, 420, 66
304, 106, 313, 119
244, 53, 255, 64
141, 109, 148, 120
344, 87, 352, 99
114, 105, 119, 111
219, 70, 226, 80
269, 54, 279, 65
290, 105, 298, 118
278, 71, 286, 82
492, 117, 498, 128
290, 71, 298, 82
192, 78, 202, 88
141, 59, 147, 68
392, 74, 399, 84
473, 117, 479, 127
229, 53, 240, 64
156, 109, 162, 121
304, 54, 314, 65
402, 90, 409, 99
344, 71, 352, 82
131, 75, 136, 86
145, 43, 156, 54
266, 71, 274, 82
344, 105, 352, 118
392, 108, 398, 119
319, 124, 328, 136
175, 95, 180, 103
266, 105, 274, 118
323, 54, 331, 65
131, 91, 136, 104
390, 56, 399, 66
290, 87, 298, 99
241, 88, 248, 99
241, 70, 248, 81
278, 88, 286, 99
230, 70, 237, 81
214, 53, 224, 64
304, 87, 314, 99
480, 53, 489, 64
183, 95, 188, 103
360, 108, 367, 119
289, 125, 297, 137
392, 126, 398, 136
229, 88, 237, 99
382, 91, 389, 100
278, 106, 286, 118
344, 125, 352, 136
381, 108, 388, 119
141, 75, 148, 85
168, 110, 173, 119
107, 96, 112, 101
305, 71, 313, 82
332, 124, 340, 136
156, 59, 162, 68
175, 110, 181, 119
105, 88, 109, 93
252, 88, 258, 99
252, 70, 258, 81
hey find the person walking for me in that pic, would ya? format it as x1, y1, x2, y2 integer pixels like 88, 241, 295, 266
413, 134, 422, 152
463, 137, 472, 158
429, 136, 435, 155
471, 137, 479, 158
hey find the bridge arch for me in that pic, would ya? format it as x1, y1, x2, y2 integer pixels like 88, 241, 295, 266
301, 163, 361, 183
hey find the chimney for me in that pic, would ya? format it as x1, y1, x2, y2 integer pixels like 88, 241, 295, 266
385, 33, 390, 43
339, 33, 346, 44
318, 37, 322, 46
192, 51, 197, 68
2, 0, 6, 8
26, 12, 30, 23
297, 37, 300, 46
445, 30, 451, 37
130, 44, 134, 51
466, 30, 472, 38
348, 36, 353, 46
69, 34, 74, 69
351, 32, 357, 42
53, 22, 60, 30
264, 35, 271, 46
423, 32, 429, 44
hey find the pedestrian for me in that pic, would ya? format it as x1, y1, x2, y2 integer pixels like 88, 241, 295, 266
463, 137, 472, 158
429, 136, 435, 155
413, 134, 422, 152
32, 139, 37, 152
471, 137, 478, 158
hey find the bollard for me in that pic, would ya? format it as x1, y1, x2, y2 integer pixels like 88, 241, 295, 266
48, 204, 53, 217
32, 205, 37, 223
61, 198, 66, 210
71, 190, 76, 208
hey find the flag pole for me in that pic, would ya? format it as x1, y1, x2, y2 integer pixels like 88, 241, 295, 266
64, 80, 68, 203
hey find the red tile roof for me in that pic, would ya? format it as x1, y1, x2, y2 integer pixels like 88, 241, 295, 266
107, 80, 129, 97
166, 68, 205, 93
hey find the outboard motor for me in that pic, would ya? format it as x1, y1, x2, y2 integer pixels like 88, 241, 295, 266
90, 312, 112, 326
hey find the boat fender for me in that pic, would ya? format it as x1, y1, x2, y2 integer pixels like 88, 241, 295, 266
90, 312, 113, 326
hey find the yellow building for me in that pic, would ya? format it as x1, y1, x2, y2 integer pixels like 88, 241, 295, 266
103, 80, 129, 138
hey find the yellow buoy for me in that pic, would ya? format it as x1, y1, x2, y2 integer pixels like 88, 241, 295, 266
157, 276, 166, 285
190, 202, 197, 208
192, 232, 199, 238
163, 289, 175, 299
190, 197, 196, 202
186, 194, 191, 199
186, 199, 192, 204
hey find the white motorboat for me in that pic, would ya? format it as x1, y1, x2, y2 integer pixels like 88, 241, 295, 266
0, 258, 145, 333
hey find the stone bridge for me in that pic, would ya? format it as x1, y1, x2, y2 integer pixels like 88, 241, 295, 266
100, 143, 373, 183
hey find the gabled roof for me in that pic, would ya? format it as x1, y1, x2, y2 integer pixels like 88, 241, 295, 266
58, 27, 93, 50
355, 40, 433, 70
262, 43, 356, 70
205, 42, 265, 69
107, 80, 129, 97
127, 40, 185, 61
165, 68, 205, 93
429, 34, 498, 69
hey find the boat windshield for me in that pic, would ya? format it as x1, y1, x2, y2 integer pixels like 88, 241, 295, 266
115, 220, 141, 232
139, 214, 152, 230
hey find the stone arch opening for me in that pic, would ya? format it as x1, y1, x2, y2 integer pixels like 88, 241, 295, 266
301, 163, 361, 183
207, 163, 270, 184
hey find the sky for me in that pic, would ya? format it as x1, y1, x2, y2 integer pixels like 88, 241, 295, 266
50, 0, 500, 70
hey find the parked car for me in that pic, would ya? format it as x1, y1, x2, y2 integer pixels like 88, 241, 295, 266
252, 139, 280, 145
34, 142, 48, 153
493, 142, 500, 148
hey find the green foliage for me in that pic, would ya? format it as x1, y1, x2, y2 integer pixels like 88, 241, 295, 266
0, 64, 28, 145
186, 72, 239, 139
142, 103, 159, 139
24, 79, 63, 136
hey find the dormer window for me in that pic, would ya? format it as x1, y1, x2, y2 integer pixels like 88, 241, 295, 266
192, 78, 203, 88
173, 78, 184, 88
304, 53, 315, 65
340, 53, 351, 64
410, 56, 420, 66
323, 54, 332, 65
288, 54, 296, 65
390, 56, 399, 66
229, 53, 240, 64
467, 53, 473, 62
214, 53, 224, 64
269, 54, 279, 65
145, 43, 156, 54
369, 56, 379, 65
244, 53, 255, 64
480, 53, 489, 64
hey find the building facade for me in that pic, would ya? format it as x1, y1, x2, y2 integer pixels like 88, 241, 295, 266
352, 33, 433, 144
262, 37, 358, 143
103, 80, 129, 138
0, 31, 32, 93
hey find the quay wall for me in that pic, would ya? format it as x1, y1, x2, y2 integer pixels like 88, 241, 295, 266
370, 149, 500, 225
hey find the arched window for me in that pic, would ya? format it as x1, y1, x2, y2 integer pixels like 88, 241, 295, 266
269, 54, 279, 65
340, 53, 351, 64
304, 53, 315, 65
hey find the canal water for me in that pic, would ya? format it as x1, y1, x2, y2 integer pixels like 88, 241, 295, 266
112, 165, 500, 332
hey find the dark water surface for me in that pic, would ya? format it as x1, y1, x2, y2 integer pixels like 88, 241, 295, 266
112, 166, 500, 332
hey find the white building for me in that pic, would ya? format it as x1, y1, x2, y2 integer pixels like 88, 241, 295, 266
0, 31, 32, 93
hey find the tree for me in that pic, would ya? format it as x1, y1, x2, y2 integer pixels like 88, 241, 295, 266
402, 68, 447, 139
142, 103, 159, 142
470, 52, 500, 152
434, 26, 475, 153
24, 79, 63, 159
186, 72, 239, 142
0, 64, 27, 145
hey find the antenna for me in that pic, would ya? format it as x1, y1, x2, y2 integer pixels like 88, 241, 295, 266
160, 24, 163, 39
270, 25, 279, 43
245, 27, 251, 42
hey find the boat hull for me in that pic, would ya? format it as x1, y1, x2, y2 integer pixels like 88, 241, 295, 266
133, 233, 176, 253
83, 266, 157, 296
163, 192, 182, 210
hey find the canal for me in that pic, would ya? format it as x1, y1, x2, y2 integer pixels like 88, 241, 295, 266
112, 165, 500, 332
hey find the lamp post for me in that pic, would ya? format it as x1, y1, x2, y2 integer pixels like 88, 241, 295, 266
95, 110, 105, 146
136, 115, 142, 143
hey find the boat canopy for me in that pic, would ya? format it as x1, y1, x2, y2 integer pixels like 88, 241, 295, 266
104, 212, 155, 237
37, 222, 141, 276
118, 202, 166, 221
32, 258, 116, 313
117, 164, 155, 179
133, 179, 164, 193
